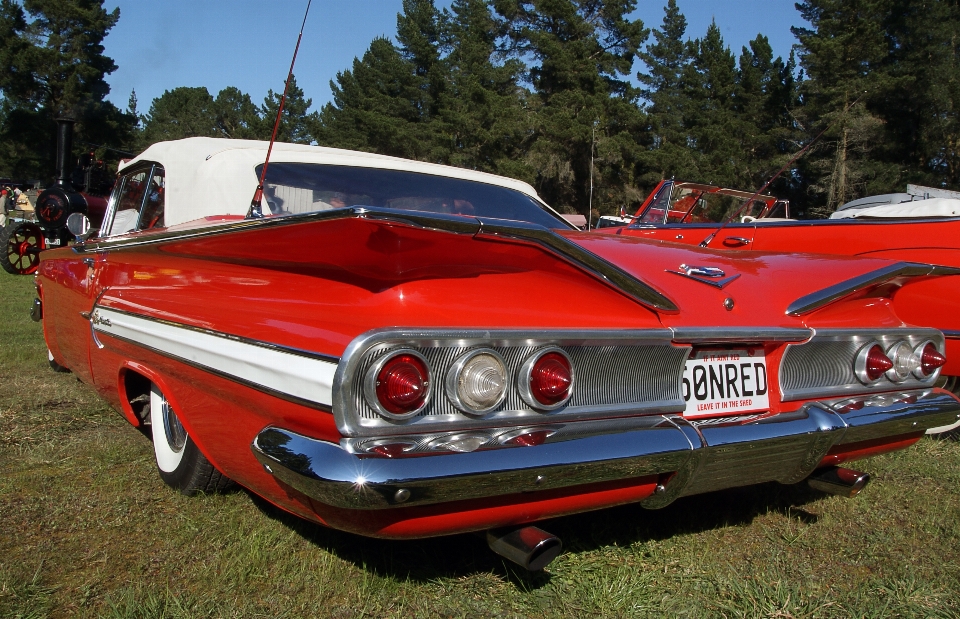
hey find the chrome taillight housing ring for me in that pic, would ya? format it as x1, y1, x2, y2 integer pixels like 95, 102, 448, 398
362, 349, 432, 420
444, 348, 509, 416
853, 341, 890, 385
518, 347, 575, 411
886, 340, 920, 383
913, 340, 946, 380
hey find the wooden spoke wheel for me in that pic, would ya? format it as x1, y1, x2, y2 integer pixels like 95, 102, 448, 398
0, 222, 46, 275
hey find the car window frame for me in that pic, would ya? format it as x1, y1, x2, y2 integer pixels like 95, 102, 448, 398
100, 162, 163, 238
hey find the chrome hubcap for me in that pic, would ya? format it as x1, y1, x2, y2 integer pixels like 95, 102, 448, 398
161, 397, 187, 453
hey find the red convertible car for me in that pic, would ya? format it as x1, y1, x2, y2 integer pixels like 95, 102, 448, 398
35, 139, 960, 570
615, 178, 960, 410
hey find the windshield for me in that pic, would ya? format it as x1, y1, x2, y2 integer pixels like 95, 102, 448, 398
258, 163, 571, 229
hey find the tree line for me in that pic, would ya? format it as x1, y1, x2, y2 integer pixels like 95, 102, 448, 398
2, 0, 959, 218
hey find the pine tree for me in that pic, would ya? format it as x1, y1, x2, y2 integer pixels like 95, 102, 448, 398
315, 37, 428, 158
0, 0, 132, 179
793, 0, 900, 211
687, 21, 740, 186
734, 37, 801, 197
214, 87, 261, 140
495, 0, 648, 216
259, 75, 317, 144
139, 87, 219, 146
879, 0, 960, 188
635, 0, 697, 186
437, 0, 532, 178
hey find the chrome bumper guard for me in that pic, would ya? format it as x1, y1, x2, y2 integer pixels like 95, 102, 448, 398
251, 390, 960, 510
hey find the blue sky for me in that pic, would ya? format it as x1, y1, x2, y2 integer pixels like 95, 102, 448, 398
101, 1, 806, 115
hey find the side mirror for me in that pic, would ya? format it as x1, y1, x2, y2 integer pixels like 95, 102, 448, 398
66, 212, 93, 243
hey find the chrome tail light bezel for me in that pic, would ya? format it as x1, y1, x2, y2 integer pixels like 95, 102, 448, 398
444, 348, 509, 416
780, 328, 945, 402
517, 346, 575, 411
361, 349, 433, 420
334, 328, 688, 438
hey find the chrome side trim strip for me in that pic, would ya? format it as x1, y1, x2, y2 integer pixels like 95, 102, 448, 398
670, 326, 812, 343
944, 330, 960, 340
786, 262, 960, 316
91, 306, 338, 408
251, 389, 960, 510
74, 206, 679, 314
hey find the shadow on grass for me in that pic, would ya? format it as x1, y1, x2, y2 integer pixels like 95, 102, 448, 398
245, 479, 828, 589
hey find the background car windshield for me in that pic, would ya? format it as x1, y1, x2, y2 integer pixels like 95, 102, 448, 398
258, 163, 570, 229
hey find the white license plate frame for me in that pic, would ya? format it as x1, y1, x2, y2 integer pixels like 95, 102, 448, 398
682, 349, 770, 418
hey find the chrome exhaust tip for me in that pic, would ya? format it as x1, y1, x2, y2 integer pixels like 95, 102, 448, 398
486, 525, 562, 571
807, 466, 871, 498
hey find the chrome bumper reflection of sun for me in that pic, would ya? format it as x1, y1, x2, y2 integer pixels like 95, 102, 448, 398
251, 390, 960, 510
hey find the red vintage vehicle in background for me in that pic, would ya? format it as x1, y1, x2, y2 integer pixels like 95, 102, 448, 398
610, 178, 960, 410
1, 120, 111, 275
34, 138, 960, 570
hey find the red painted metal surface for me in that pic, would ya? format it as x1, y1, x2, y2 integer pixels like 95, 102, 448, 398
36, 211, 954, 538
612, 210, 960, 375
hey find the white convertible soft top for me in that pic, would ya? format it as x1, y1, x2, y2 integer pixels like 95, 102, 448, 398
120, 137, 544, 227
829, 198, 960, 219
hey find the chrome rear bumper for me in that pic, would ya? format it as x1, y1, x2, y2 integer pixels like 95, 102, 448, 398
251, 389, 960, 510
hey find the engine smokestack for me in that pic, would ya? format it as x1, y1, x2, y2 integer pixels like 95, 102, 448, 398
55, 118, 75, 189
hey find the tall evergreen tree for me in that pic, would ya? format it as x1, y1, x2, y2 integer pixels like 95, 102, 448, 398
879, 0, 960, 189
793, 0, 900, 212
260, 75, 317, 144
139, 87, 219, 146
636, 0, 696, 185
0, 0, 132, 179
213, 87, 261, 140
495, 0, 648, 216
437, 0, 532, 178
686, 21, 740, 186
315, 37, 428, 158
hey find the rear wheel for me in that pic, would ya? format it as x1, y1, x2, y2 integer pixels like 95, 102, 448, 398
149, 385, 234, 495
0, 221, 46, 275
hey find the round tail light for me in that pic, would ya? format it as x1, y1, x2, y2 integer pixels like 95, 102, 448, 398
363, 351, 431, 419
855, 342, 894, 384
886, 341, 919, 382
446, 349, 507, 415
915, 341, 946, 378
519, 348, 573, 410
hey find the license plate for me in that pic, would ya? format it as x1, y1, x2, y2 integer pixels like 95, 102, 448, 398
682, 349, 769, 418
47, 237, 60, 246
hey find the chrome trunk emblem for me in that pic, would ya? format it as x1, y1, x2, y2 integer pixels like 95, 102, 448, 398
667, 264, 741, 289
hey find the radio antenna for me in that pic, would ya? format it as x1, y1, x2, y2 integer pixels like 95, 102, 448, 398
247, 0, 313, 219
699, 91, 866, 248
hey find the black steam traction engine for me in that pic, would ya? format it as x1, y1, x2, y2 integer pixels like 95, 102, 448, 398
1, 120, 112, 275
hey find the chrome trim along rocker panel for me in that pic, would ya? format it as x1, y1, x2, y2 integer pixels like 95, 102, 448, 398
251, 389, 960, 510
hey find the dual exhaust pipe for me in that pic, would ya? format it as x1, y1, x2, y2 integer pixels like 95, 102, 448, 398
485, 466, 868, 571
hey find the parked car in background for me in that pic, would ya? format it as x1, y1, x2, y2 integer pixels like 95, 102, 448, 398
609, 178, 960, 405
35, 138, 960, 569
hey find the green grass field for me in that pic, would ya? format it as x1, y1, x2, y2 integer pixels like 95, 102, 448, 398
2, 269, 960, 618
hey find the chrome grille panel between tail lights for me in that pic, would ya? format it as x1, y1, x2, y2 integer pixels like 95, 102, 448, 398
779, 329, 944, 401
332, 328, 690, 437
